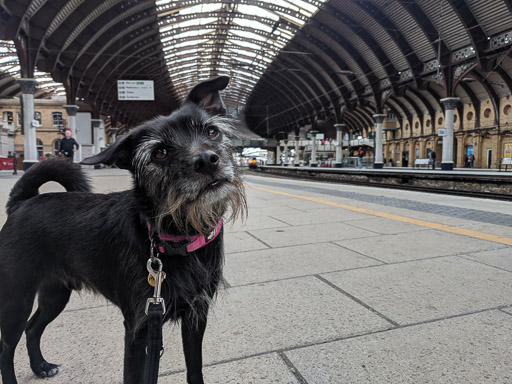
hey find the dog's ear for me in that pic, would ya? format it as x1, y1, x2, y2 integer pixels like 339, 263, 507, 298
81, 132, 134, 170
185, 76, 229, 115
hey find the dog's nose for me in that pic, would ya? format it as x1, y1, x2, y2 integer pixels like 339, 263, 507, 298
193, 150, 220, 174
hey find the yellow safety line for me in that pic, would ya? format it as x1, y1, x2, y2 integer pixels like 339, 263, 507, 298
247, 184, 512, 246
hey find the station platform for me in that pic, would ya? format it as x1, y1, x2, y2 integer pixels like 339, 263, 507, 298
1, 170, 512, 383
252, 165, 512, 200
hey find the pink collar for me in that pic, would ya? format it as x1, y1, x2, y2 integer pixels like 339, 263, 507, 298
147, 219, 222, 254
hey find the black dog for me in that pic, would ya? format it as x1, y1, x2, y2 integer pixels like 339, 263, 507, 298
0, 76, 246, 384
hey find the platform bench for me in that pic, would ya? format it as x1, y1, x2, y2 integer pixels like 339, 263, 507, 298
500, 158, 512, 171
414, 159, 431, 169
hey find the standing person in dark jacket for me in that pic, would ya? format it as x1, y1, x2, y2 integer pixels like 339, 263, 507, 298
59, 129, 79, 162
430, 151, 437, 170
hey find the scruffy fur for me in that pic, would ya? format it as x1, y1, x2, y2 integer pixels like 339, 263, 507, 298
0, 76, 246, 384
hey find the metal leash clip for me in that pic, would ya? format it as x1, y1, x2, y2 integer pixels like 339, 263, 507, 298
145, 256, 167, 315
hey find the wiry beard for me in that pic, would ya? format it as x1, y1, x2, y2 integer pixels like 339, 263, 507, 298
156, 174, 246, 235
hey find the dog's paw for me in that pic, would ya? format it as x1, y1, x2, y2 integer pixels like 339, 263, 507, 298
34, 361, 60, 377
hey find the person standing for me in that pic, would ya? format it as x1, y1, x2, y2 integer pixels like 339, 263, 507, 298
430, 151, 436, 170
10, 151, 17, 175
469, 153, 475, 168
59, 129, 79, 162
357, 146, 364, 169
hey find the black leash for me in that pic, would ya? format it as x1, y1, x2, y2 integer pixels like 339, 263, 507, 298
144, 305, 164, 384
144, 248, 166, 384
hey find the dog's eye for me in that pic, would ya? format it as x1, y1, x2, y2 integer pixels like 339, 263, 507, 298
206, 127, 219, 139
153, 148, 168, 160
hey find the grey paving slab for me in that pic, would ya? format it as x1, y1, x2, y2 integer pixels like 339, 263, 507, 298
321, 256, 512, 325
503, 308, 512, 316
14, 277, 391, 383
285, 310, 512, 384
346, 217, 430, 235
223, 230, 269, 254
270, 208, 373, 226
244, 195, 295, 208
464, 247, 512, 272
164, 353, 299, 384
249, 222, 378, 248
160, 276, 391, 373
245, 205, 306, 218
335, 230, 506, 263
280, 200, 338, 211
225, 214, 290, 233
16, 306, 125, 384
224, 242, 382, 286
65, 291, 111, 311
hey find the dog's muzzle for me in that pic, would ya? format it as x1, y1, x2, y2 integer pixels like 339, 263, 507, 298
192, 150, 220, 175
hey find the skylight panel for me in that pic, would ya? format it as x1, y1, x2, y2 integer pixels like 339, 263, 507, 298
164, 38, 209, 51
156, 1, 326, 106
237, 5, 279, 21
180, 4, 221, 15
169, 29, 212, 41
162, 17, 217, 32
228, 39, 262, 51
230, 29, 267, 42
233, 18, 273, 33
275, 11, 305, 27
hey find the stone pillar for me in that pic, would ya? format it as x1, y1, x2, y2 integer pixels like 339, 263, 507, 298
283, 139, 289, 166
17, 78, 38, 170
276, 143, 281, 165
91, 119, 102, 154
310, 130, 318, 167
295, 135, 301, 166
399, 141, 405, 167
456, 134, 465, 168
373, 114, 386, 169
419, 140, 425, 162
334, 123, 344, 168
63, 105, 79, 138
440, 97, 460, 170
110, 127, 118, 144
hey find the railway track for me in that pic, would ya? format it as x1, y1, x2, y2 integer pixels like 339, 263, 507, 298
245, 168, 512, 202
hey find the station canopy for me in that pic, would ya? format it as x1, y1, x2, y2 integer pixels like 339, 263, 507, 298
1, 1, 512, 136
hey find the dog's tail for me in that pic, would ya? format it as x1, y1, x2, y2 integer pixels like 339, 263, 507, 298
6, 159, 92, 215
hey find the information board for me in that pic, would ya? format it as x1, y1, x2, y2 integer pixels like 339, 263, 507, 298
117, 80, 154, 101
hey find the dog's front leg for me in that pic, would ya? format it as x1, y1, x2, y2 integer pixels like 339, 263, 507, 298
123, 320, 147, 384
181, 316, 207, 384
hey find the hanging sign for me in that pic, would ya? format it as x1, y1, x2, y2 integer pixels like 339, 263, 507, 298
117, 80, 154, 101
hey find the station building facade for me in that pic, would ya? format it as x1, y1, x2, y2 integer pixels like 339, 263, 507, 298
0, 97, 107, 163
0, 97, 68, 158
379, 96, 512, 168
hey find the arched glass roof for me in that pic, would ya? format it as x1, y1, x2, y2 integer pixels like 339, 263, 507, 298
156, 0, 327, 107
0, 41, 66, 98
